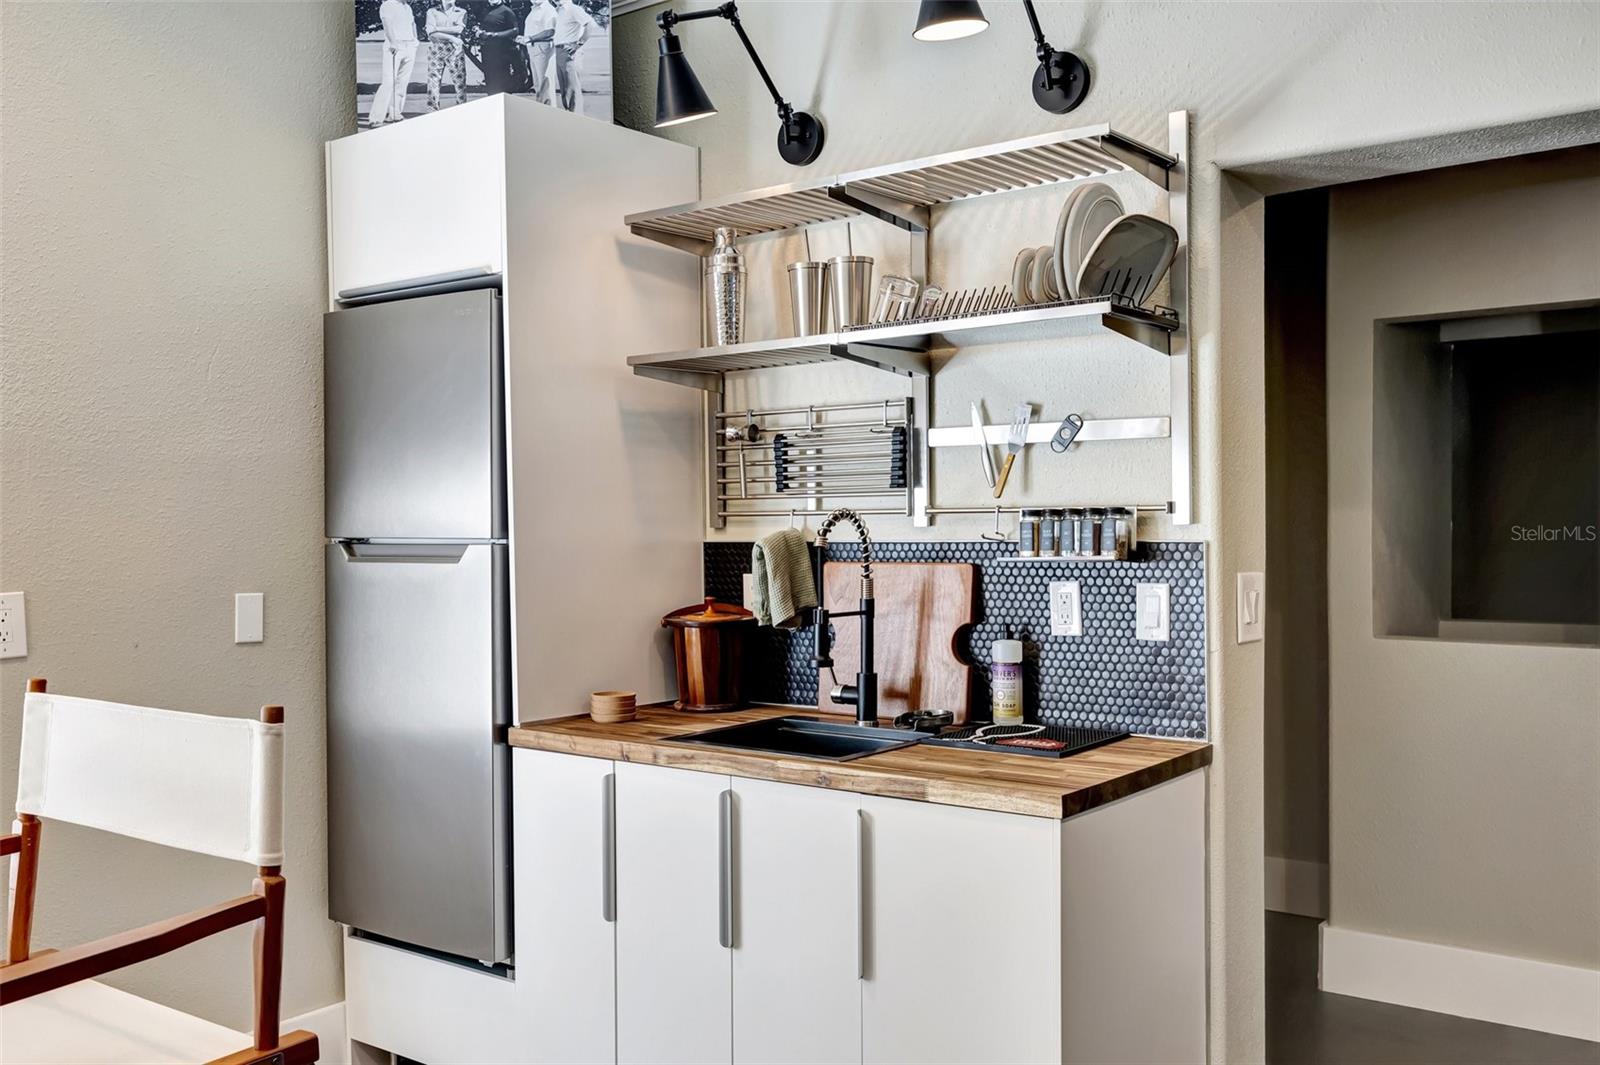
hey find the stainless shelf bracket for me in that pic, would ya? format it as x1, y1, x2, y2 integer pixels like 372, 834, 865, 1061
831, 342, 932, 379
629, 224, 713, 257
826, 184, 930, 233
637, 365, 724, 392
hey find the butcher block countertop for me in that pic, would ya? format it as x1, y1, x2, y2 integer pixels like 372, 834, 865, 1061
508, 705, 1211, 819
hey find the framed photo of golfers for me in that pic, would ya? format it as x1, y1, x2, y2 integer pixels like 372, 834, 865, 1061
356, 0, 613, 129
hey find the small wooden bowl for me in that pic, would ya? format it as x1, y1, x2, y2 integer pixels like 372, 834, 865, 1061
591, 690, 637, 723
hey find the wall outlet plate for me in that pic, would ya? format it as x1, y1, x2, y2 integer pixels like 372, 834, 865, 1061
0, 592, 27, 659
1135, 582, 1170, 642
235, 592, 264, 644
1237, 572, 1265, 644
1049, 580, 1082, 637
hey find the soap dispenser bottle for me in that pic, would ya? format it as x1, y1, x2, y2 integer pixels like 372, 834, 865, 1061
990, 638, 1024, 724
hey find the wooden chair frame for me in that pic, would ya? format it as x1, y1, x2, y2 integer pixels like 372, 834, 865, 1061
0, 678, 318, 1065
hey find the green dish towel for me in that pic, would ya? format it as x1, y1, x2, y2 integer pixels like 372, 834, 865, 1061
750, 528, 817, 628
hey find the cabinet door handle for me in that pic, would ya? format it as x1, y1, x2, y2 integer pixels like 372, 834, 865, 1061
856, 808, 867, 980
718, 789, 735, 949
602, 772, 616, 923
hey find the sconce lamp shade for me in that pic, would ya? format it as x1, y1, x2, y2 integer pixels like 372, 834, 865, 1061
655, 31, 717, 128
913, 0, 989, 41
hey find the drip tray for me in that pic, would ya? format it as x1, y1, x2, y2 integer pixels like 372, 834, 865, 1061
919, 724, 1130, 759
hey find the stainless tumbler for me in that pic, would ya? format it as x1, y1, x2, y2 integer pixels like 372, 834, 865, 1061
787, 261, 828, 336
827, 255, 874, 329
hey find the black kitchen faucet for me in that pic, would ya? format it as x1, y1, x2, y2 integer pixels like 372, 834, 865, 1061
810, 509, 879, 727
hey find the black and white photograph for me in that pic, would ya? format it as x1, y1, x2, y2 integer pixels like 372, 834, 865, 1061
356, 0, 612, 128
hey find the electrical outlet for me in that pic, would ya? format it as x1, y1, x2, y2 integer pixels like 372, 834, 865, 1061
1049, 580, 1082, 637
742, 572, 756, 607
235, 593, 264, 644
1135, 582, 1170, 642
0, 592, 28, 660
1237, 572, 1265, 644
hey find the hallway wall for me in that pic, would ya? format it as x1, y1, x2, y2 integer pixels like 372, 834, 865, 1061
1324, 148, 1600, 973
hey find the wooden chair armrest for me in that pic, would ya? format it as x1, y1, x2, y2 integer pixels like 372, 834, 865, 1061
207, 1029, 320, 1065
0, 894, 266, 1005
0, 833, 19, 857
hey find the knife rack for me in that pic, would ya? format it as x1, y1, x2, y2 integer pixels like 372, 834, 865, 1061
714, 399, 917, 523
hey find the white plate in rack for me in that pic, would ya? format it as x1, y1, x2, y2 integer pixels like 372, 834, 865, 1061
1055, 181, 1125, 300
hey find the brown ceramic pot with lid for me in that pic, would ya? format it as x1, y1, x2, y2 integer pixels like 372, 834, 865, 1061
662, 597, 756, 712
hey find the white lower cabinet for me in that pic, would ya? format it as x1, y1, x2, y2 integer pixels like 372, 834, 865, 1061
614, 761, 733, 1065
861, 795, 1063, 1065
512, 748, 616, 1065
516, 753, 1207, 1065
731, 777, 863, 1065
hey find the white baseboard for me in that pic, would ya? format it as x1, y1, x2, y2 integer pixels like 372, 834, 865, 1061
1320, 923, 1600, 1042
1264, 856, 1328, 918
285, 1001, 349, 1065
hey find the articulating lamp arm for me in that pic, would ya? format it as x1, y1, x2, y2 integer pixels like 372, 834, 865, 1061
658, 3, 794, 126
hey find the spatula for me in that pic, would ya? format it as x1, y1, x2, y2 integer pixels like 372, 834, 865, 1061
993, 403, 1032, 499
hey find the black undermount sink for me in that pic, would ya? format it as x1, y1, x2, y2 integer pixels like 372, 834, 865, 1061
675, 715, 921, 762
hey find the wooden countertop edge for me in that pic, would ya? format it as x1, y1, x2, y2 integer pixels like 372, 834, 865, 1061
508, 712, 1212, 820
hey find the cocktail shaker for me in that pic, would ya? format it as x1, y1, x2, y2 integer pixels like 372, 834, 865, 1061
704, 226, 746, 345
827, 255, 874, 329
786, 261, 828, 336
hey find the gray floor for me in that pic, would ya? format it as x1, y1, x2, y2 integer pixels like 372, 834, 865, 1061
1267, 912, 1600, 1065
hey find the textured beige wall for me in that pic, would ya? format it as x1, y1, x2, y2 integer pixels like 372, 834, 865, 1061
1326, 147, 1600, 967
1, 1, 352, 1028
612, 2, 1600, 1056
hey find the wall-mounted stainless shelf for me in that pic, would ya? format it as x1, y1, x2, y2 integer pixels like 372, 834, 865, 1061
626, 123, 1177, 253
628, 297, 1177, 392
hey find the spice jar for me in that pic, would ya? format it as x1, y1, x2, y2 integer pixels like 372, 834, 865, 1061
1017, 509, 1044, 558
1064, 508, 1086, 558
1086, 507, 1109, 557
1041, 509, 1065, 557
1108, 507, 1135, 559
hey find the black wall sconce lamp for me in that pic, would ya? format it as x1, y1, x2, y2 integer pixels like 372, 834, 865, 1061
654, 1, 826, 166
912, 0, 1091, 115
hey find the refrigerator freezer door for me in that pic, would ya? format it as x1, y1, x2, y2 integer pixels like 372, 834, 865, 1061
326, 541, 511, 963
325, 289, 505, 541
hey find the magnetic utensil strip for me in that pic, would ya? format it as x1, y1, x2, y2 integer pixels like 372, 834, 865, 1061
928, 417, 1169, 448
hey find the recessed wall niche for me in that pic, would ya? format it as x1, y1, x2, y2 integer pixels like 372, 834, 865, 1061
1372, 301, 1599, 647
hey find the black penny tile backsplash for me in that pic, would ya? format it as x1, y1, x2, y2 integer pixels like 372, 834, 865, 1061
704, 540, 1207, 739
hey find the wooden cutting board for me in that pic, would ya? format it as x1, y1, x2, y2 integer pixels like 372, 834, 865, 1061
816, 561, 977, 723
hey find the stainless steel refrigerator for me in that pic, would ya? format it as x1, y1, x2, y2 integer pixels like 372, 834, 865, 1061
324, 287, 511, 966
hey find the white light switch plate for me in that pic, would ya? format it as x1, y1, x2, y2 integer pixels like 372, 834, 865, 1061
1135, 582, 1170, 642
1237, 572, 1265, 644
1049, 580, 1082, 637
235, 593, 264, 644
742, 573, 756, 608
0, 592, 28, 659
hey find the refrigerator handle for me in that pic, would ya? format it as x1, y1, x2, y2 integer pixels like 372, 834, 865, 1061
337, 542, 471, 564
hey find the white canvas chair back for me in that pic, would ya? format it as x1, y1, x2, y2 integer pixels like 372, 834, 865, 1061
14, 691, 284, 867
